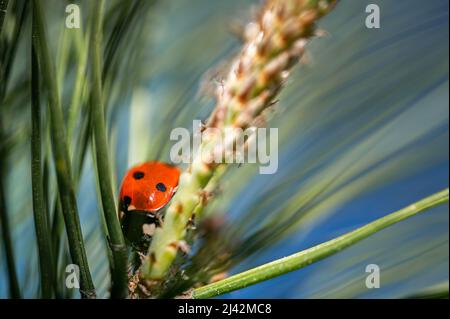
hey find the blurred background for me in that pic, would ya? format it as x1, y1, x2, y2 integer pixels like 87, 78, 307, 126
0, 0, 448, 298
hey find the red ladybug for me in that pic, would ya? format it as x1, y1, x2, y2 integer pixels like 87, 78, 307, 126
118, 161, 180, 249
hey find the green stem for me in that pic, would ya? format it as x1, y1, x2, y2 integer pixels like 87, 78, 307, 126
89, 0, 127, 299
0, 0, 21, 300
0, 0, 8, 35
56, 28, 69, 95
0, 164, 21, 299
193, 188, 449, 299
51, 15, 89, 297
1, 0, 28, 99
67, 28, 89, 146
404, 283, 449, 299
32, 0, 95, 299
31, 36, 56, 298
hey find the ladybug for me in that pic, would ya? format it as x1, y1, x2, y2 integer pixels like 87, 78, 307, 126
118, 161, 180, 250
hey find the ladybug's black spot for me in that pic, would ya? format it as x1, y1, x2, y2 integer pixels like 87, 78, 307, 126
123, 196, 132, 206
133, 171, 145, 180
156, 182, 167, 192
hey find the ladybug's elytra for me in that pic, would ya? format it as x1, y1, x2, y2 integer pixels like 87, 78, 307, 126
118, 161, 180, 250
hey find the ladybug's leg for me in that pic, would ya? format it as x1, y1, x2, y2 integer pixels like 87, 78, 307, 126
153, 212, 164, 228
137, 251, 147, 263
142, 223, 156, 237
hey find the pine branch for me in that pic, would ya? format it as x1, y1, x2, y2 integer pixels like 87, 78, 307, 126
141, 0, 339, 281
31, 30, 56, 298
193, 188, 449, 298
89, 0, 128, 299
32, 0, 95, 299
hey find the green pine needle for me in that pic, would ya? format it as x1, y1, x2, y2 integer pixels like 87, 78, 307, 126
193, 188, 449, 298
